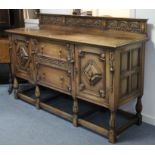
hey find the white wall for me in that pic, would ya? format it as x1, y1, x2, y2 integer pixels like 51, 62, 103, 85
40, 9, 132, 17
97, 9, 131, 17
40, 9, 72, 15
135, 10, 155, 125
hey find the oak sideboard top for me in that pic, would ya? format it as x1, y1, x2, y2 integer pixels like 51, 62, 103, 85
6, 25, 148, 48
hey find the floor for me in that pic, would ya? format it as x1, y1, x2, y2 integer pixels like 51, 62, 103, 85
0, 85, 155, 145
0, 64, 9, 84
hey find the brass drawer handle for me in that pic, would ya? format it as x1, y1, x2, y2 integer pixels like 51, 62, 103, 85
60, 76, 64, 84
59, 49, 62, 58
99, 89, 105, 98
79, 83, 85, 91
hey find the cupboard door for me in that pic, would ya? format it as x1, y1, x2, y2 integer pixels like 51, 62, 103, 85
75, 45, 107, 106
12, 35, 34, 82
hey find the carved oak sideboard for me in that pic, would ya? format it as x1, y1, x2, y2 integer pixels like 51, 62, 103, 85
6, 14, 148, 143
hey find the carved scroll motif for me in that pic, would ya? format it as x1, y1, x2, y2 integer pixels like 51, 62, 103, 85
65, 17, 103, 28
39, 14, 147, 33
40, 15, 65, 25
106, 20, 141, 33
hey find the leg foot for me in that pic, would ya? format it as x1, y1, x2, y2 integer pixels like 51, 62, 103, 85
8, 73, 13, 94
136, 96, 142, 125
13, 77, 19, 99
109, 110, 117, 143
35, 85, 40, 109
73, 98, 78, 127
8, 64, 13, 94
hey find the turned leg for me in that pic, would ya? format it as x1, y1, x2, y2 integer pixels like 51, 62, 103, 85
136, 96, 142, 125
35, 85, 40, 109
13, 77, 19, 99
8, 64, 13, 94
109, 110, 117, 143
73, 98, 79, 127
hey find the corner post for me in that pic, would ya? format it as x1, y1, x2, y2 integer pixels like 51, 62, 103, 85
136, 96, 142, 125
13, 77, 19, 99
73, 98, 79, 127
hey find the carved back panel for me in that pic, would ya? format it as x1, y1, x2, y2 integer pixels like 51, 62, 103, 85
39, 14, 147, 34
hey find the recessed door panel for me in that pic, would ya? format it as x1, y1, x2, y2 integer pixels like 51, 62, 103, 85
75, 45, 107, 105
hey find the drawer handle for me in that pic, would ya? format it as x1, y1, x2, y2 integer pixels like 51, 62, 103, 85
60, 76, 64, 84
79, 83, 85, 91
67, 56, 74, 64
40, 45, 44, 55
25, 40, 29, 47
99, 90, 105, 98
59, 49, 62, 58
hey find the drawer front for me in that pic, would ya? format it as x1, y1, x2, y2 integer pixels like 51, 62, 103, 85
75, 45, 108, 106
34, 40, 74, 94
37, 64, 71, 93
37, 40, 70, 60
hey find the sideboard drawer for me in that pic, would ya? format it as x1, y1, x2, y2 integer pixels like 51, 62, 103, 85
37, 64, 71, 94
37, 40, 71, 60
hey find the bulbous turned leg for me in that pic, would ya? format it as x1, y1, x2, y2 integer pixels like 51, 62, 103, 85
73, 98, 78, 127
8, 65, 13, 94
13, 77, 19, 99
109, 110, 117, 143
35, 85, 40, 109
136, 96, 142, 125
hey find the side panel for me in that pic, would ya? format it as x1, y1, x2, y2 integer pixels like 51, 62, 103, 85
119, 43, 143, 105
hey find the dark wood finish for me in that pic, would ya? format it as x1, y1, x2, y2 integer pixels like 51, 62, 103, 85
0, 9, 10, 26
0, 9, 24, 89
6, 14, 148, 143
0, 39, 10, 63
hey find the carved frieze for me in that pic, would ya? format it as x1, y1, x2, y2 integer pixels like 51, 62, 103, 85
40, 15, 65, 25
65, 17, 103, 28
36, 55, 68, 70
39, 14, 147, 33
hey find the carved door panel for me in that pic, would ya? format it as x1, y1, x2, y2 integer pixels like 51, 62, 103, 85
13, 35, 34, 81
75, 45, 107, 106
